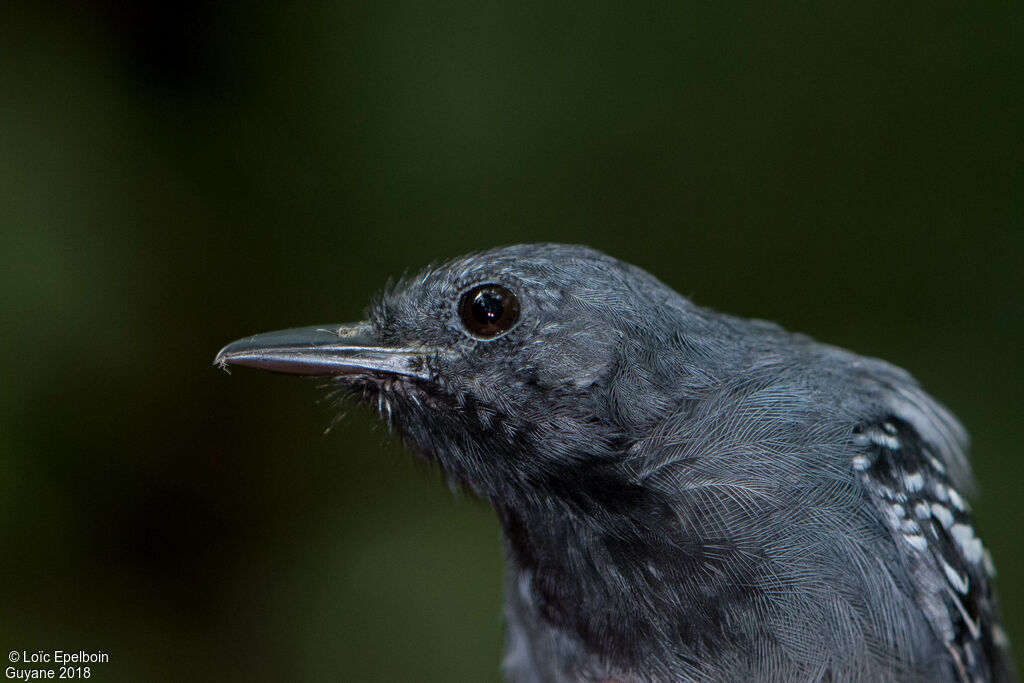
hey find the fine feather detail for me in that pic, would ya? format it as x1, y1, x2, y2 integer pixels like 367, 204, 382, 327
854, 413, 1012, 683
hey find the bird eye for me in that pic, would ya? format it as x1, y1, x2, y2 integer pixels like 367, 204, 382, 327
459, 284, 520, 339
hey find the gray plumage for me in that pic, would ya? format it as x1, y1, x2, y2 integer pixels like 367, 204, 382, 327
216, 244, 1014, 682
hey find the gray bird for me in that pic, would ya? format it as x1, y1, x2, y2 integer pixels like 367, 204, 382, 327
216, 244, 1013, 682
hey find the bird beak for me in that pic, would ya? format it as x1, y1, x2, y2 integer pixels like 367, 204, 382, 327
214, 323, 435, 380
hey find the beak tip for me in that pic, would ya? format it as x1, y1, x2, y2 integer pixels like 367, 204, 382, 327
213, 343, 241, 373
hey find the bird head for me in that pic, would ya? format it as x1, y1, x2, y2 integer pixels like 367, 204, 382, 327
215, 244, 699, 505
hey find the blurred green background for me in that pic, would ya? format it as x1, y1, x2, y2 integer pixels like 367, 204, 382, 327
1, 1, 1020, 681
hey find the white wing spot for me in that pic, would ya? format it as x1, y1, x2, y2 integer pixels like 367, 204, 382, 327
852, 454, 870, 471
873, 484, 908, 503
931, 503, 954, 529
947, 487, 967, 512
950, 523, 983, 564
914, 502, 931, 519
900, 519, 920, 534
904, 471, 925, 492
942, 558, 970, 594
903, 533, 928, 551
869, 429, 901, 450
983, 549, 997, 578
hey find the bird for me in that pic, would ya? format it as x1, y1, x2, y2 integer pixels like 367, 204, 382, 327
215, 243, 1014, 682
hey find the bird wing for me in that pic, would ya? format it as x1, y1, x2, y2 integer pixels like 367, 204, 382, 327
853, 414, 1012, 683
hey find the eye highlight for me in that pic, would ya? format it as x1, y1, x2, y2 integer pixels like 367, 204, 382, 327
459, 284, 520, 339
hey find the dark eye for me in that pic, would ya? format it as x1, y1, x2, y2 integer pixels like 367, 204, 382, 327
459, 284, 521, 339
